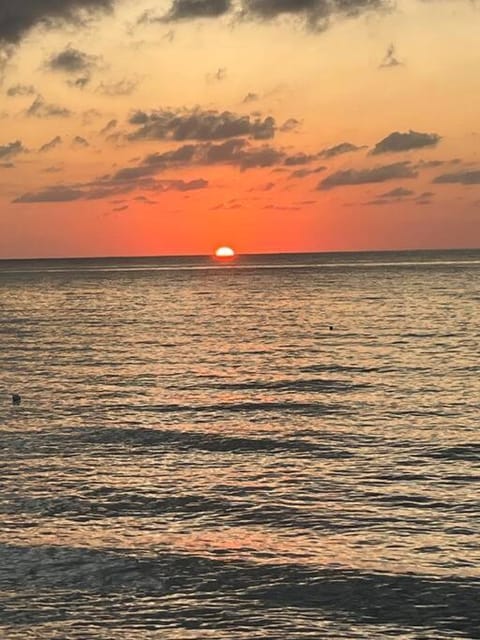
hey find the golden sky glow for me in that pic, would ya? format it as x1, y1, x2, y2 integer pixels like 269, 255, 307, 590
0, 0, 479, 258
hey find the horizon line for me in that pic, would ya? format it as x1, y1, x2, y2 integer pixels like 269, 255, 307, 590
1, 246, 479, 262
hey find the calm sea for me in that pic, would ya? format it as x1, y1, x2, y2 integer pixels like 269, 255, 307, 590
0, 249, 479, 639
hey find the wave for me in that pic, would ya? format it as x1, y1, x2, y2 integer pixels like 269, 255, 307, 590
187, 378, 368, 393
1, 543, 478, 637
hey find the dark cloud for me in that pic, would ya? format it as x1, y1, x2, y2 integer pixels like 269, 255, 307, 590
46, 45, 98, 73
206, 67, 227, 82
73, 135, 89, 147
14, 186, 85, 202
14, 176, 208, 203
318, 161, 418, 190
39, 136, 62, 152
240, 0, 389, 30
157, 0, 390, 29
191, 138, 282, 169
319, 141, 365, 158
142, 144, 197, 169
68, 76, 91, 89
142, 138, 284, 171
263, 204, 300, 211
202, 138, 246, 163
289, 166, 326, 179
127, 108, 276, 142
243, 92, 259, 104
379, 44, 402, 69
0, 139, 26, 159
234, 144, 284, 170
97, 78, 139, 96
249, 181, 275, 191
15, 132, 288, 205
100, 119, 117, 135
26, 96, 72, 118
371, 130, 441, 155
160, 178, 208, 191
433, 170, 480, 185
134, 195, 157, 204
280, 118, 301, 133
6, 83, 36, 96
284, 153, 316, 166
365, 185, 415, 205
163, 0, 231, 22
378, 187, 414, 198
0, 0, 113, 46
1, 161, 14, 168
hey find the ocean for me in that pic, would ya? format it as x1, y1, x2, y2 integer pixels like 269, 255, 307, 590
0, 249, 479, 639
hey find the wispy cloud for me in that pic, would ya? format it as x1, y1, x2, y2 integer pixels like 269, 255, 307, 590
318, 161, 418, 190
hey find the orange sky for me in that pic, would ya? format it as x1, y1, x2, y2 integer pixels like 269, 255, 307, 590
0, 0, 479, 258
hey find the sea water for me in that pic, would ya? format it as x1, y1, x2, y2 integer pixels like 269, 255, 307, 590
0, 250, 479, 639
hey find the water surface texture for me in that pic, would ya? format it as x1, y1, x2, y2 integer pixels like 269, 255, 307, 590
1, 250, 479, 639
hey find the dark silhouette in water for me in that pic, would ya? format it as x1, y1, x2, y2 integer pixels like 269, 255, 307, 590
329, 325, 334, 331
12, 394, 21, 405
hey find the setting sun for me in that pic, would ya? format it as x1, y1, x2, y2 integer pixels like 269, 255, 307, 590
215, 246, 236, 258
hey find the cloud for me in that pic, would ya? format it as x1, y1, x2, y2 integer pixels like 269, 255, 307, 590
263, 204, 300, 211
371, 130, 441, 155
13, 176, 208, 203
233, 144, 284, 170
141, 138, 285, 171
100, 119, 117, 135
39, 136, 62, 152
240, 0, 390, 30
318, 161, 418, 190
97, 78, 139, 96
156, 0, 390, 29
163, 0, 231, 22
68, 76, 91, 89
280, 118, 301, 133
379, 44, 402, 69
319, 141, 365, 158
82, 108, 102, 124
206, 67, 227, 82
0, 0, 113, 46
26, 96, 72, 118
365, 186, 415, 205
14, 186, 85, 202
289, 166, 326, 179
127, 107, 276, 141
284, 153, 317, 166
433, 170, 480, 185
73, 135, 89, 147
243, 92, 259, 104
46, 45, 98, 74
378, 187, 414, 198
0, 139, 26, 159
15, 132, 288, 206
6, 83, 36, 97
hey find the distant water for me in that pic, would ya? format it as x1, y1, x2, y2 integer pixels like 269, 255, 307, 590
1, 249, 479, 639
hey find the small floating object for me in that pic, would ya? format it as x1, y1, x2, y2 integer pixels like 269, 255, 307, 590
12, 394, 21, 405
329, 325, 334, 331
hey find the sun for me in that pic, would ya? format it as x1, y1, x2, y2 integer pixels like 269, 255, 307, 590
214, 246, 236, 259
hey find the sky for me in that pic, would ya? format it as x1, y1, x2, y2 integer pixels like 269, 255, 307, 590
0, 0, 479, 258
